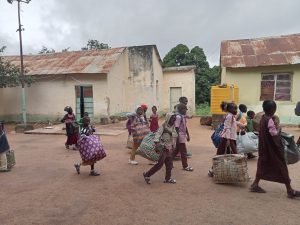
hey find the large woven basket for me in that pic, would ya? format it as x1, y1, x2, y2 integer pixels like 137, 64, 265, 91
212, 154, 249, 183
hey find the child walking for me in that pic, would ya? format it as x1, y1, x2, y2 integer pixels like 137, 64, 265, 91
149, 106, 159, 132
208, 102, 244, 177
128, 106, 149, 165
238, 104, 256, 159
246, 111, 255, 132
173, 103, 193, 171
143, 113, 177, 184
250, 100, 300, 198
217, 102, 244, 155
74, 116, 105, 176
173, 96, 192, 159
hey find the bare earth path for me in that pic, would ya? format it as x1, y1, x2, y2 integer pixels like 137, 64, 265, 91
1, 118, 300, 225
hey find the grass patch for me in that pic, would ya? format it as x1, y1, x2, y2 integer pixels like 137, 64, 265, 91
196, 103, 211, 116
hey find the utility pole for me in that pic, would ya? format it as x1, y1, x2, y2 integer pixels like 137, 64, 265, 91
7, 0, 31, 126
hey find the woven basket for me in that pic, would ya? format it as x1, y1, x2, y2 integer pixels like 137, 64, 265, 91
212, 154, 249, 183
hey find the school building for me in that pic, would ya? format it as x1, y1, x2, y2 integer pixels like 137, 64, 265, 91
0, 45, 195, 122
220, 33, 300, 124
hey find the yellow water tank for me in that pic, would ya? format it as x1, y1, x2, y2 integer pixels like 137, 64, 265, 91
210, 84, 239, 115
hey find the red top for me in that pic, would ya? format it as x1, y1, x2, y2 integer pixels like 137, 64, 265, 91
150, 114, 159, 132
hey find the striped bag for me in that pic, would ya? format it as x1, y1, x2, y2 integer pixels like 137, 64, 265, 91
212, 154, 250, 183
132, 123, 149, 144
137, 132, 163, 162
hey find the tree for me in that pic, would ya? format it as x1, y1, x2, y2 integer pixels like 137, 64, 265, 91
0, 46, 34, 88
38, 46, 55, 54
163, 44, 220, 104
62, 47, 70, 52
81, 39, 110, 50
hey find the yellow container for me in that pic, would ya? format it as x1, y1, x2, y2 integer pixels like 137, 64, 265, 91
210, 84, 239, 115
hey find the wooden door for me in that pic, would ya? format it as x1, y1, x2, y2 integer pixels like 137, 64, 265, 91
170, 87, 182, 111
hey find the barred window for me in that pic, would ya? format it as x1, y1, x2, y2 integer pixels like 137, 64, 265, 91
260, 73, 292, 101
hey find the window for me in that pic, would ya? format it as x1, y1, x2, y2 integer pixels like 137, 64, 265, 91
260, 73, 292, 101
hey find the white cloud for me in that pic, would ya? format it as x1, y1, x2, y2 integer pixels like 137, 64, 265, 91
1, 0, 299, 65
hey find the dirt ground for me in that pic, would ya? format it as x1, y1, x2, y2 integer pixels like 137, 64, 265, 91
1, 118, 300, 225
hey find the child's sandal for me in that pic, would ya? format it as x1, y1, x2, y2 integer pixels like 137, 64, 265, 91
164, 179, 176, 184
143, 172, 151, 184
183, 166, 194, 172
74, 163, 81, 174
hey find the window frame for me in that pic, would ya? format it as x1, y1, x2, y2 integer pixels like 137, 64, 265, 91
260, 72, 292, 101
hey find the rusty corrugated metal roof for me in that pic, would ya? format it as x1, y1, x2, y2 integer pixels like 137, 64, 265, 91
220, 33, 300, 68
3, 48, 125, 75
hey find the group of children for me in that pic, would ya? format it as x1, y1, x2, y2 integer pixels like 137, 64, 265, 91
210, 100, 300, 198
125, 97, 194, 184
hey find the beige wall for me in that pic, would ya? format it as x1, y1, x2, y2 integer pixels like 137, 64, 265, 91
222, 64, 300, 124
162, 69, 196, 114
119, 46, 164, 114
0, 74, 107, 122
106, 52, 128, 115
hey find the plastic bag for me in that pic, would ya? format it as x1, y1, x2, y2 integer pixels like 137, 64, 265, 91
281, 132, 300, 165
237, 132, 258, 154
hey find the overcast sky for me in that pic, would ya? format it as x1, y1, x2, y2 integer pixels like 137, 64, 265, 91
0, 0, 299, 66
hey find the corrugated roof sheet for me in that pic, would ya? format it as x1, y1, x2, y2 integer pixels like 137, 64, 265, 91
3, 48, 125, 75
220, 33, 300, 68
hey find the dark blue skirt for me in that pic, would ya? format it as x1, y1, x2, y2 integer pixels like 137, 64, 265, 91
0, 132, 10, 153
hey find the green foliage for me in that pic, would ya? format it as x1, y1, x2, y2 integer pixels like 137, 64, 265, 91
38, 46, 55, 54
62, 47, 70, 52
0, 46, 34, 88
196, 103, 211, 116
81, 40, 110, 51
163, 44, 220, 104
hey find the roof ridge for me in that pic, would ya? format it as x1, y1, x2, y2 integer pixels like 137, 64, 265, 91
222, 33, 300, 43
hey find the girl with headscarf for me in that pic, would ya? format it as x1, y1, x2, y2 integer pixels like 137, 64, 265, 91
129, 106, 149, 165
143, 113, 178, 184
61, 106, 79, 150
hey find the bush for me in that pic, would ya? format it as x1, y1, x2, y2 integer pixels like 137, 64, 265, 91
196, 103, 211, 116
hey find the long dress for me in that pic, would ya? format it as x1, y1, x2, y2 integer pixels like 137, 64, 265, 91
255, 115, 290, 184
63, 113, 78, 145
149, 114, 159, 132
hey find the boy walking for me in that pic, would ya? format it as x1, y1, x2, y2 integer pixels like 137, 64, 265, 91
173, 104, 193, 171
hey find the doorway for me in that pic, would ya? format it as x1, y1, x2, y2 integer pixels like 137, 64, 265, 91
75, 86, 94, 120
170, 87, 182, 111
